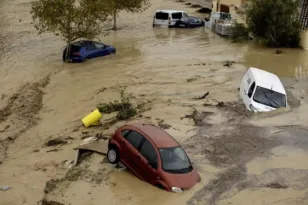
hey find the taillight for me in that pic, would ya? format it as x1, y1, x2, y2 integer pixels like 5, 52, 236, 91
168, 17, 171, 24
72, 52, 80, 56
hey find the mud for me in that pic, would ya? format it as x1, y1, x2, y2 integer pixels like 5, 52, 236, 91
1, 0, 308, 204
0, 76, 49, 162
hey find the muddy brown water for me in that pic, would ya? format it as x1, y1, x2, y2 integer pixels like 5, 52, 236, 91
1, 0, 308, 205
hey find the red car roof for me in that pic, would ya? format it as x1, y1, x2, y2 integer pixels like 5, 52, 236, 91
130, 123, 180, 148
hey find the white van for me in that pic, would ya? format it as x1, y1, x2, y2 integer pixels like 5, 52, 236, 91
239, 67, 288, 112
153, 10, 189, 28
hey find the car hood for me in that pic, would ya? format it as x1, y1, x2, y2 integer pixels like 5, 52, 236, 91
163, 168, 200, 189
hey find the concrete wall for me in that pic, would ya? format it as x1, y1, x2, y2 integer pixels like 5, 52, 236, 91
300, 30, 308, 50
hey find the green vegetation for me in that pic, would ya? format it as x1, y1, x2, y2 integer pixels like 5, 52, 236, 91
97, 88, 137, 120
30, 0, 110, 62
235, 0, 301, 47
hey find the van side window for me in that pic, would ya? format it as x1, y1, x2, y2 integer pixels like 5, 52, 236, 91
183, 13, 188, 18
248, 82, 256, 98
140, 139, 157, 168
155, 12, 168, 20
172, 12, 182, 19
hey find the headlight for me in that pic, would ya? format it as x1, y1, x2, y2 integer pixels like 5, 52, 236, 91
171, 187, 183, 193
249, 104, 258, 112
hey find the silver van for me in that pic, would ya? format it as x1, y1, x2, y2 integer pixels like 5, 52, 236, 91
153, 10, 189, 28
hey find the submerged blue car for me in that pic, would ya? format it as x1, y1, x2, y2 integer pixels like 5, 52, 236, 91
62, 40, 116, 62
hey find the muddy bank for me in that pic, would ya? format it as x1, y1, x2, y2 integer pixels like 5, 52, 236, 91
0, 76, 50, 163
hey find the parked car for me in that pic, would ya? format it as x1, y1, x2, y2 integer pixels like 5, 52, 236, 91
153, 10, 189, 28
107, 123, 201, 192
62, 40, 116, 62
174, 16, 205, 28
239, 67, 288, 112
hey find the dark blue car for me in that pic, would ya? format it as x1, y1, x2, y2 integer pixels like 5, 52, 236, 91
62, 40, 116, 62
174, 17, 204, 28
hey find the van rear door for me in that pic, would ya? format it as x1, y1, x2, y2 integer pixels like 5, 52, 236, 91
154, 11, 169, 27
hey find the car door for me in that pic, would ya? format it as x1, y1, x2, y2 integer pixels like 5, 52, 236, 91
94, 42, 108, 57
121, 130, 146, 180
85, 42, 97, 59
137, 138, 159, 184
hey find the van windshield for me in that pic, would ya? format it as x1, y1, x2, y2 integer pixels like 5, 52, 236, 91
172, 12, 183, 19
253, 86, 286, 108
156, 12, 168, 20
159, 146, 192, 174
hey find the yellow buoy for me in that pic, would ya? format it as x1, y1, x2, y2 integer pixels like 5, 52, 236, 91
82, 109, 103, 127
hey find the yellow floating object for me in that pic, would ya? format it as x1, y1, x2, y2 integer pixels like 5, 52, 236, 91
82, 109, 103, 127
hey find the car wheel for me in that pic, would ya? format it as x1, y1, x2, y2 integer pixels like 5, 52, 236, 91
109, 51, 115, 55
107, 146, 120, 164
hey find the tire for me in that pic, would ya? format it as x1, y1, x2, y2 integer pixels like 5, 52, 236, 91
153, 24, 155, 28
107, 146, 120, 164
109, 51, 115, 55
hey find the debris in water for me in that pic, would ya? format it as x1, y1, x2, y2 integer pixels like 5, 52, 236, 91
40, 199, 64, 205
275, 49, 283, 54
33, 149, 40, 152
45, 139, 67, 147
0, 186, 11, 191
192, 92, 209, 100
44, 179, 60, 193
61, 160, 75, 169
46, 149, 61, 152
222, 61, 236, 67
159, 123, 172, 129
266, 182, 288, 189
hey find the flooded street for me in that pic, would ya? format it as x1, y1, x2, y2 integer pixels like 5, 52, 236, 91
1, 0, 308, 204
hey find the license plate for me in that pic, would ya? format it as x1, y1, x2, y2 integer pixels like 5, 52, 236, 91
180, 24, 185, 27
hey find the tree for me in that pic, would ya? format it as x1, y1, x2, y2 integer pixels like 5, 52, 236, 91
30, 0, 111, 62
102, 0, 151, 30
239, 0, 301, 47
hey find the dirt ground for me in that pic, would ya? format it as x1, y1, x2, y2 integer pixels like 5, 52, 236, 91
1, 0, 308, 205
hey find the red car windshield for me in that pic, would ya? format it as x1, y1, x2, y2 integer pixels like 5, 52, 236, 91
159, 146, 192, 174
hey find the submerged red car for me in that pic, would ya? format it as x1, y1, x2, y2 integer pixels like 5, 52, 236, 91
107, 123, 201, 192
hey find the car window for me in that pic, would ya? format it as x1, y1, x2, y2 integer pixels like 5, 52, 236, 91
183, 13, 188, 17
126, 131, 144, 149
248, 82, 255, 98
140, 139, 157, 168
94, 42, 105, 49
121, 130, 130, 138
86, 43, 96, 51
190, 18, 198, 23
155, 12, 168, 20
172, 12, 182, 19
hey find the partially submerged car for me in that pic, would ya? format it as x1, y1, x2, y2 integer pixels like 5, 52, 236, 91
239, 67, 288, 112
174, 16, 205, 28
62, 40, 116, 62
107, 123, 201, 192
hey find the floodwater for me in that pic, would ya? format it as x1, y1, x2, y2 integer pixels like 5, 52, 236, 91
0, 0, 308, 204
